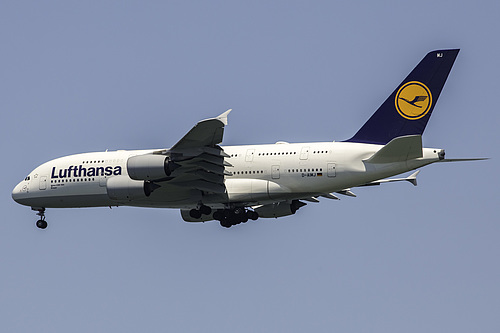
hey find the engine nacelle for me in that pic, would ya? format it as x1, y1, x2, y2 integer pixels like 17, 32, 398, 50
127, 154, 178, 181
254, 200, 306, 218
180, 209, 215, 223
106, 175, 153, 201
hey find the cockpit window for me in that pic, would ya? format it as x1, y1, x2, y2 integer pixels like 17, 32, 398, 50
24, 176, 30, 181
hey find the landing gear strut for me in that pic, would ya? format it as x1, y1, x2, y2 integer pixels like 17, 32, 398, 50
33, 208, 48, 229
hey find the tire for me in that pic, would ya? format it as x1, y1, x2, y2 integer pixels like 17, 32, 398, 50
249, 211, 259, 220
36, 220, 47, 229
213, 210, 223, 221
200, 205, 212, 215
220, 219, 232, 228
189, 209, 202, 219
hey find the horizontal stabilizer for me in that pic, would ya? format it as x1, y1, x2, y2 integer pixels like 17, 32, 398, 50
366, 135, 423, 164
360, 170, 420, 187
405, 170, 419, 186
438, 158, 488, 163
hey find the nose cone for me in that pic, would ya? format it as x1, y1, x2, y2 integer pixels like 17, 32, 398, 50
12, 181, 30, 206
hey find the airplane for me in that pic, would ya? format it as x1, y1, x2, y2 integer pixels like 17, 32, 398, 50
12, 49, 485, 229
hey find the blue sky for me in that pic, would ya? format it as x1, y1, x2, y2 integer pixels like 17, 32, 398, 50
2, 1, 499, 332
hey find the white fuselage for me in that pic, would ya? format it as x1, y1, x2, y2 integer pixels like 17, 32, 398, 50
12, 141, 442, 210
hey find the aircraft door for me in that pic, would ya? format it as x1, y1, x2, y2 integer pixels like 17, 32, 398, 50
300, 146, 310, 160
271, 165, 280, 179
39, 176, 47, 190
99, 175, 108, 187
245, 149, 255, 162
327, 163, 336, 177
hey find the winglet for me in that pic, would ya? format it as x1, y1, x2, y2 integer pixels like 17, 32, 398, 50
215, 109, 231, 126
171, 109, 232, 150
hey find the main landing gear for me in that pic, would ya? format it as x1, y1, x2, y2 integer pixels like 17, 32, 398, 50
33, 207, 48, 229
188, 205, 259, 228
213, 208, 259, 228
188, 205, 212, 219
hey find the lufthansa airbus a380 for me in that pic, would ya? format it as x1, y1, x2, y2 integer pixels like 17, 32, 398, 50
12, 49, 484, 229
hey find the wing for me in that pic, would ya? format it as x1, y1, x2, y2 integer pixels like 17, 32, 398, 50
172, 109, 231, 149
157, 110, 233, 195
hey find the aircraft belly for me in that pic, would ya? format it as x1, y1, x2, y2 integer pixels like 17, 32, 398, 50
125, 185, 203, 208
17, 193, 114, 208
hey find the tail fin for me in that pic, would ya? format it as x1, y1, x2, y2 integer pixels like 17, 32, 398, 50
345, 49, 460, 145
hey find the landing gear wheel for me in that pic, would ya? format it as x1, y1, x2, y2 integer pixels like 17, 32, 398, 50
200, 205, 212, 215
216, 207, 258, 228
36, 219, 47, 229
249, 211, 259, 221
189, 209, 202, 219
233, 207, 244, 216
213, 210, 223, 221
33, 208, 48, 229
220, 219, 232, 228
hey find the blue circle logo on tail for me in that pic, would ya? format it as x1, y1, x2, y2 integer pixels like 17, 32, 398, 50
395, 81, 432, 120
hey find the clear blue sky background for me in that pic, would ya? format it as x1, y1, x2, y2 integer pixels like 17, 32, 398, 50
2, 1, 499, 332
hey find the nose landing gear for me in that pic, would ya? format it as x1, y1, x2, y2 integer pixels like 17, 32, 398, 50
32, 207, 48, 229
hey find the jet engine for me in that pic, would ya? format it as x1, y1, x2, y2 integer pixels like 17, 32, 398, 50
254, 200, 306, 218
127, 154, 179, 181
106, 175, 159, 201
180, 209, 216, 222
